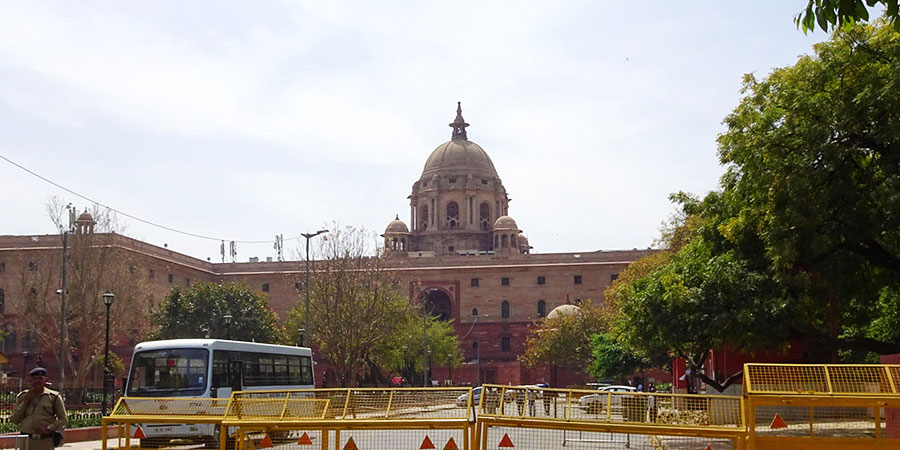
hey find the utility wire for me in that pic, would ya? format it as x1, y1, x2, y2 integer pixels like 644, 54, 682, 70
0, 153, 301, 244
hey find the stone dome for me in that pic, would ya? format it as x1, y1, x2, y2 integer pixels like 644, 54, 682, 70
76, 209, 94, 223
546, 304, 580, 320
517, 232, 529, 246
421, 140, 499, 180
420, 102, 499, 181
384, 215, 409, 234
493, 215, 518, 230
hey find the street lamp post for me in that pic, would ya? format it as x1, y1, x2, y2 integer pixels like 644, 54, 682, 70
301, 229, 328, 348
223, 314, 233, 340
101, 289, 115, 417
447, 353, 453, 386
401, 345, 408, 386
426, 349, 432, 387
476, 341, 481, 386
423, 305, 428, 388
297, 328, 305, 347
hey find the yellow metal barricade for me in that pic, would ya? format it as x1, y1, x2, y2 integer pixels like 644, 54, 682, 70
224, 387, 475, 450
745, 363, 900, 450
476, 384, 745, 450
101, 397, 231, 450
97, 364, 900, 450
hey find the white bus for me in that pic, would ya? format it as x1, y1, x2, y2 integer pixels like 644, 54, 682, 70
124, 339, 314, 447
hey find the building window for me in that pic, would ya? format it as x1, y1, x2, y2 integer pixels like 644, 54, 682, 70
0, 262, 5, 272
449, 246, 454, 252
28, 261, 38, 271
294, 282, 302, 291
446, 202, 460, 228
449, 177, 457, 184
611, 273, 619, 281
168, 274, 174, 283
471, 278, 479, 287
262, 283, 270, 292
574, 275, 582, 284
0, 288, 4, 314
501, 277, 509, 286
420, 204, 429, 230
537, 300, 546, 317
479, 202, 492, 231
149, 269, 155, 279
501, 336, 511, 352
472, 308, 478, 316
501, 301, 510, 318
185, 278, 190, 286
537, 276, 545, 285
472, 341, 478, 350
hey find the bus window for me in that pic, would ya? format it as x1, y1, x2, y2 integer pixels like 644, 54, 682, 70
300, 356, 313, 385
126, 348, 209, 396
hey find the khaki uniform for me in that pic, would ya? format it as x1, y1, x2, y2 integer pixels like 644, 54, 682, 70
11, 388, 67, 450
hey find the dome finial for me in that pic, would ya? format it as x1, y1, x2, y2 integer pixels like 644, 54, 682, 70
449, 101, 469, 140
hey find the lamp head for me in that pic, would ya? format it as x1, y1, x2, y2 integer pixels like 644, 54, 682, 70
102, 289, 115, 306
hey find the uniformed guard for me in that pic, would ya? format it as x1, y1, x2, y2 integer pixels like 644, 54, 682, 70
11, 367, 67, 450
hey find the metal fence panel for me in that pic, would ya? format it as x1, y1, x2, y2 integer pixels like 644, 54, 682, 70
481, 424, 738, 450
479, 385, 743, 429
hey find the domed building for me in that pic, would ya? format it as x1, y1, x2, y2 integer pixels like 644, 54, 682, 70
0, 103, 655, 390
373, 104, 654, 387
385, 103, 530, 256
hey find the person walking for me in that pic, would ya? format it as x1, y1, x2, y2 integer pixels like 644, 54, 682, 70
11, 367, 67, 450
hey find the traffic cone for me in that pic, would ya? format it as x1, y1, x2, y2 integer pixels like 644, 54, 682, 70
298, 432, 313, 445
498, 433, 514, 448
133, 427, 146, 439
258, 434, 273, 449
420, 435, 435, 449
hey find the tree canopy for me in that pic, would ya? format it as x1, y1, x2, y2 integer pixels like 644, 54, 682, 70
152, 281, 285, 343
796, 1, 900, 32
718, 21, 900, 357
371, 310, 463, 386
520, 300, 606, 369
9, 201, 155, 389
286, 225, 415, 387
602, 21, 900, 390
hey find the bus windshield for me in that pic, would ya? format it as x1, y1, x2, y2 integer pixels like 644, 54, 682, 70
126, 348, 209, 396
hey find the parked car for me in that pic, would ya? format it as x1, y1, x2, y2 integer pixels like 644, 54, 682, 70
578, 385, 637, 414
456, 386, 482, 407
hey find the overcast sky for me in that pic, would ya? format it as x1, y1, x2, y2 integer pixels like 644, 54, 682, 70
0, 2, 840, 262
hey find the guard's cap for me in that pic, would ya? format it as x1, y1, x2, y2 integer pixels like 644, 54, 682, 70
28, 367, 47, 377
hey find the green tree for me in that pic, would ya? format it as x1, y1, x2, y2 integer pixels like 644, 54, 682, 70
606, 193, 792, 391
717, 21, 900, 358
372, 310, 463, 385
9, 201, 155, 391
588, 332, 654, 381
152, 281, 285, 343
520, 300, 606, 369
606, 21, 900, 391
796, 1, 899, 32
285, 225, 413, 387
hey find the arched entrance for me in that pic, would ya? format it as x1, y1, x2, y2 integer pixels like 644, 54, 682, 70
421, 288, 452, 321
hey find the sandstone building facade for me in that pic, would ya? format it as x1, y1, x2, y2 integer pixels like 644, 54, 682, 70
0, 104, 651, 387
